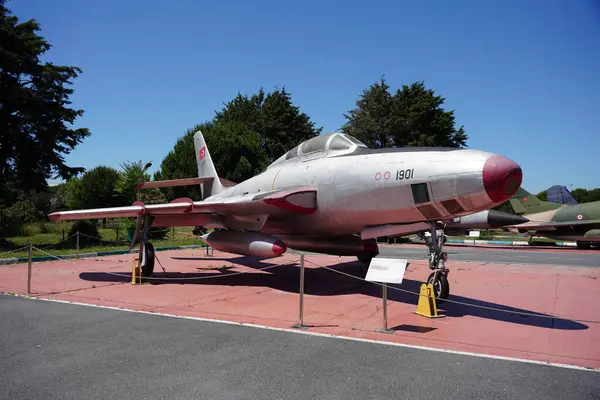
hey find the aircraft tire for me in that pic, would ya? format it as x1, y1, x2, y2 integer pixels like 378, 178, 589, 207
142, 242, 155, 277
576, 242, 591, 250
357, 254, 372, 264
427, 272, 449, 302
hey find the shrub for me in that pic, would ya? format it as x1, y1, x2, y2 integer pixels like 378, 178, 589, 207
19, 223, 41, 236
0, 200, 38, 237
148, 226, 169, 240
68, 220, 101, 247
479, 230, 495, 240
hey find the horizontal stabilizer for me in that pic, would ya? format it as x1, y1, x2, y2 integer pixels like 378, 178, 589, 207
136, 177, 213, 190
195, 186, 317, 215
136, 177, 237, 190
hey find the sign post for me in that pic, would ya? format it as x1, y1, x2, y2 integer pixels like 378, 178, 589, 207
365, 257, 408, 334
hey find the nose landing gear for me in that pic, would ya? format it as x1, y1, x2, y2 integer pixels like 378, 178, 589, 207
418, 223, 450, 302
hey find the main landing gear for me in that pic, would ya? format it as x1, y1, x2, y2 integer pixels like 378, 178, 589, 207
130, 216, 155, 277
418, 223, 450, 301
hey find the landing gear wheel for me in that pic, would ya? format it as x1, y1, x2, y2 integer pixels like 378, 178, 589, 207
357, 254, 373, 264
577, 242, 591, 250
142, 242, 155, 277
427, 272, 449, 301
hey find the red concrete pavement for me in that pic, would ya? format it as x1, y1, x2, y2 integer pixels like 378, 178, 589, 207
1, 248, 599, 370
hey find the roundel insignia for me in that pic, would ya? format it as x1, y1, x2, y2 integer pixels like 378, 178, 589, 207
577, 214, 583, 220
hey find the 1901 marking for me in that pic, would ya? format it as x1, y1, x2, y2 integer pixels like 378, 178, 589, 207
396, 169, 414, 180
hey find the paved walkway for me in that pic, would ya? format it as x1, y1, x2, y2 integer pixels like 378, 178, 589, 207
1, 248, 599, 369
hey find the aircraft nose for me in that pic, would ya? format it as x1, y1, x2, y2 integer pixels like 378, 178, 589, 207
482, 155, 523, 203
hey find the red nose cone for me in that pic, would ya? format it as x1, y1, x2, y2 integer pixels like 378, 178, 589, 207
483, 155, 523, 203
272, 240, 287, 256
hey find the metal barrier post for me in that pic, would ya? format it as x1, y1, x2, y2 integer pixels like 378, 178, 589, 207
377, 282, 394, 334
76, 231, 79, 259
27, 241, 32, 294
292, 254, 309, 330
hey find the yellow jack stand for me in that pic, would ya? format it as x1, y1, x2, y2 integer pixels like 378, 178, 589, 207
131, 257, 142, 285
414, 283, 445, 318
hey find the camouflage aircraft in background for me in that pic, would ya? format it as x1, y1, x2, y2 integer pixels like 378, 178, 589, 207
505, 188, 600, 249
49, 131, 523, 299
546, 185, 579, 205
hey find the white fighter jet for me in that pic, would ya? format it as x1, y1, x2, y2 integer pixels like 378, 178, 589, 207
49, 131, 523, 299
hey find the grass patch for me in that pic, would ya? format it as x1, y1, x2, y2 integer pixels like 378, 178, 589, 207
1, 226, 204, 260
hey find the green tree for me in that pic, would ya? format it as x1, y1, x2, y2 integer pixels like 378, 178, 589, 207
153, 124, 204, 202
215, 87, 321, 161
0, 1, 90, 205
341, 77, 468, 148
571, 188, 600, 203
340, 77, 394, 148
76, 166, 121, 209
64, 177, 83, 209
205, 120, 269, 183
114, 160, 152, 204
537, 190, 548, 201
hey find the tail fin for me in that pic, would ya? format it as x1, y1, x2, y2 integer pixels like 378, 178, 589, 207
547, 185, 578, 205
508, 187, 561, 215
194, 131, 224, 199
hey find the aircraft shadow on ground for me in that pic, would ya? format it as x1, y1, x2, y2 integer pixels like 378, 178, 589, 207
79, 255, 588, 331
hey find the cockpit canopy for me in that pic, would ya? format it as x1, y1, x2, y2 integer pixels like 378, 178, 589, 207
268, 132, 368, 168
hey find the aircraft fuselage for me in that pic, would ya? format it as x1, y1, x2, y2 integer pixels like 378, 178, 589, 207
205, 147, 521, 237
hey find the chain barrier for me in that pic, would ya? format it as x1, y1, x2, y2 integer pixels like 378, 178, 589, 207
304, 259, 600, 325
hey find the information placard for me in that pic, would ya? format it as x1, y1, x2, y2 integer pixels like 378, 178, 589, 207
365, 258, 408, 284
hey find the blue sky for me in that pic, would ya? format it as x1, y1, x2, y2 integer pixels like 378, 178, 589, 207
8, 0, 600, 194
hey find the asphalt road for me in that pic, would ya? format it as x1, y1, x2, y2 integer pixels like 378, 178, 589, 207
376, 245, 600, 268
1, 295, 598, 400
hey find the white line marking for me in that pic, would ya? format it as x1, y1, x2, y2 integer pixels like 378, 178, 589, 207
5, 293, 599, 373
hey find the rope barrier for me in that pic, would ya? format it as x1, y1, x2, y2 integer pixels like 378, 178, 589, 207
77, 232, 129, 246
23, 242, 600, 325
107, 261, 297, 281
36, 233, 77, 250
32, 245, 299, 282
304, 259, 600, 325
0, 245, 31, 257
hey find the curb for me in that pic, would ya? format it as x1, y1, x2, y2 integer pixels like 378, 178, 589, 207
446, 239, 577, 247
0, 244, 206, 265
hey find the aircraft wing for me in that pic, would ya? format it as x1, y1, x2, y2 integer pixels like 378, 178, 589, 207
507, 219, 600, 231
48, 186, 317, 221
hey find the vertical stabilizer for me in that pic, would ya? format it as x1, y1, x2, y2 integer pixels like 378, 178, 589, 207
547, 185, 578, 205
509, 187, 561, 215
194, 131, 224, 199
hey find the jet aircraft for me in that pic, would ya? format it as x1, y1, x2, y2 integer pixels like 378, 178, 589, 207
48, 131, 523, 299
504, 188, 600, 249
